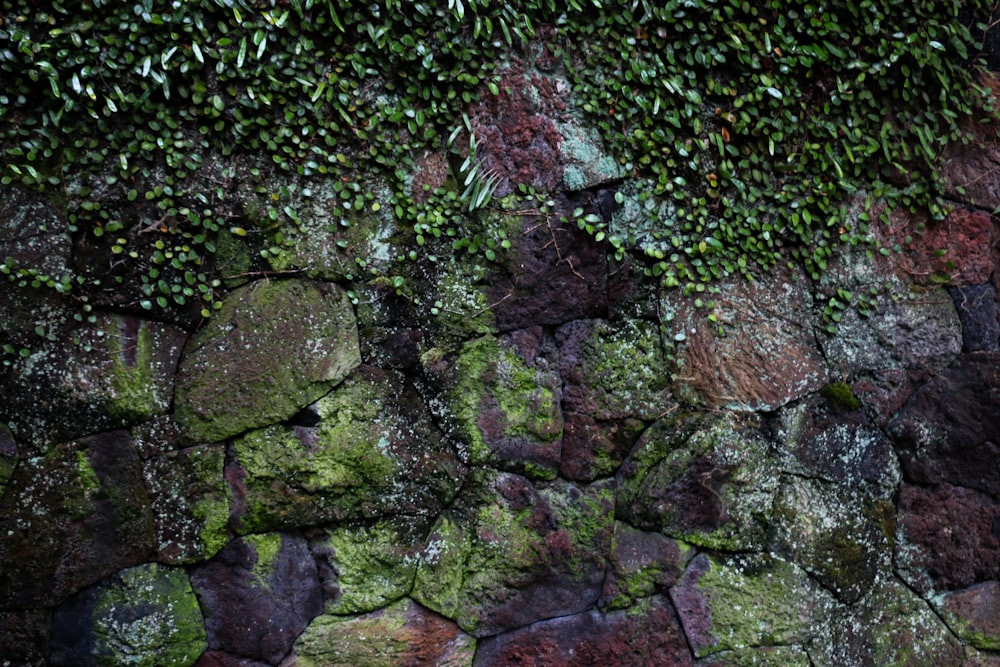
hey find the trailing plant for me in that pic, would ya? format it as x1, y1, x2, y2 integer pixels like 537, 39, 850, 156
561, 0, 994, 302
0, 0, 994, 339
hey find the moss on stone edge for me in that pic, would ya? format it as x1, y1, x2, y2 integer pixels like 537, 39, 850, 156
449, 334, 562, 471
92, 563, 206, 667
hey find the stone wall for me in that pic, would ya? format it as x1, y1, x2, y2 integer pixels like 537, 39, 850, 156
3, 63, 1000, 667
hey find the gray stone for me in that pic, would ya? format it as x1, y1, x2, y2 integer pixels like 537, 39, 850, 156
949, 283, 1000, 352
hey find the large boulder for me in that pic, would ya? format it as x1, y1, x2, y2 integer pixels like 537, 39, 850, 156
174, 279, 360, 442
412, 473, 614, 637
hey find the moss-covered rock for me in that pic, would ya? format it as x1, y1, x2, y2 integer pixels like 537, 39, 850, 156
174, 278, 360, 442
822, 578, 964, 667
229, 366, 465, 532
557, 317, 674, 421
412, 472, 614, 637
0, 431, 154, 608
291, 597, 476, 667
442, 329, 563, 477
0, 313, 186, 447
142, 444, 229, 564
670, 552, 836, 658
617, 412, 780, 551
315, 516, 432, 615
770, 476, 889, 603
598, 522, 693, 611
50, 563, 206, 667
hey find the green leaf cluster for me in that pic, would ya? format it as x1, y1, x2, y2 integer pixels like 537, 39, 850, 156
565, 0, 992, 293
0, 0, 993, 321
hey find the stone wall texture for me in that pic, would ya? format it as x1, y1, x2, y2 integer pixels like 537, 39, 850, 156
4, 45, 1000, 667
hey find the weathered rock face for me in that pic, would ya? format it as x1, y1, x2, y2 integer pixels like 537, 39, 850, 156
50, 563, 206, 667
174, 279, 361, 443
5, 33, 1000, 667
0, 430, 155, 609
0, 313, 187, 447
189, 534, 322, 665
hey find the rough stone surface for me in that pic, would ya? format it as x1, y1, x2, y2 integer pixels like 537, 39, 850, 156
174, 279, 360, 442
0, 609, 49, 667
557, 317, 673, 421
311, 516, 432, 615
189, 533, 322, 665
895, 483, 1000, 594
950, 283, 1000, 352
777, 397, 902, 496
143, 444, 229, 564
0, 430, 154, 608
667, 267, 828, 410
412, 473, 614, 637
490, 213, 609, 330
825, 578, 964, 667
473, 596, 692, 667
441, 329, 563, 476
598, 522, 692, 611
892, 206, 994, 286
228, 366, 465, 532
50, 562, 206, 667
770, 476, 888, 603
288, 598, 476, 667
935, 580, 1000, 651
617, 413, 780, 551
670, 552, 835, 658
890, 352, 1000, 495
0, 313, 186, 447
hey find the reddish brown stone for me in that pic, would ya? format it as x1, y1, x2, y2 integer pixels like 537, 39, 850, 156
938, 581, 1000, 650
474, 596, 692, 667
884, 206, 994, 286
896, 484, 1000, 593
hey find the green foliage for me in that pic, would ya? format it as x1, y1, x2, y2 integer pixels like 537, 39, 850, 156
565, 0, 993, 293
0, 0, 544, 314
0, 0, 994, 321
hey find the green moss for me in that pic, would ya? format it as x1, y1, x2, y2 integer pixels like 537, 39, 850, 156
324, 519, 426, 615
244, 532, 283, 585
691, 553, 835, 657
820, 381, 861, 410
449, 335, 562, 472
76, 449, 100, 492
92, 563, 206, 667
105, 321, 161, 422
